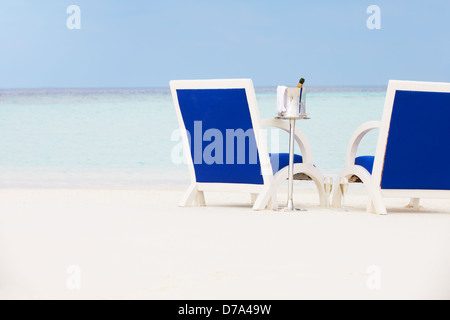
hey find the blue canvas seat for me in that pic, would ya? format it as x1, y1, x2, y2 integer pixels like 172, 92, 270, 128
332, 80, 450, 214
354, 156, 375, 174
269, 153, 303, 175
170, 79, 327, 210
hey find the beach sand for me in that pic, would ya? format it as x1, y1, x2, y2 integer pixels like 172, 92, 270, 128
1, 183, 449, 300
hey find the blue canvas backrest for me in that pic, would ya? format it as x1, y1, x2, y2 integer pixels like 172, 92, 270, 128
381, 88, 450, 190
174, 85, 264, 185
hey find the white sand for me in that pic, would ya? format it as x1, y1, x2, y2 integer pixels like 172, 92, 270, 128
1, 183, 450, 300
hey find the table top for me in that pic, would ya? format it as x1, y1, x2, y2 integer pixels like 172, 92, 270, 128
275, 115, 310, 120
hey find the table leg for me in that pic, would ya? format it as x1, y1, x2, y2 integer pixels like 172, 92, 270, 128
285, 119, 306, 212
287, 119, 295, 210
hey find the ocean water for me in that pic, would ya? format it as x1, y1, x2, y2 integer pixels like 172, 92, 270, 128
0, 87, 385, 187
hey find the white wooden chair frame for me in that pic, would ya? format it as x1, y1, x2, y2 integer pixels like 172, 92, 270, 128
170, 79, 328, 211
332, 80, 450, 215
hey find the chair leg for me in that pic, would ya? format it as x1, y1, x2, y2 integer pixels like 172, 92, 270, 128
264, 194, 278, 211
406, 198, 420, 209
255, 164, 327, 211
331, 180, 342, 208
266, 199, 273, 211
253, 185, 277, 211
271, 194, 278, 211
180, 184, 204, 207
302, 166, 328, 208
367, 186, 387, 215
333, 166, 387, 215
366, 200, 375, 213
250, 193, 258, 205
196, 191, 206, 207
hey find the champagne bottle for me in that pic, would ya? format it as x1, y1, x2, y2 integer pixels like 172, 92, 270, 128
296, 78, 305, 115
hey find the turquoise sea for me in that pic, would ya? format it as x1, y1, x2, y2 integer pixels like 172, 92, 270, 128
0, 88, 386, 187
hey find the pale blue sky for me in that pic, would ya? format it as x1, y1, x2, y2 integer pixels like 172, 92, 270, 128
1, 0, 449, 88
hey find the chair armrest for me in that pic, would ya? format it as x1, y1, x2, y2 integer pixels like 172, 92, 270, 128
261, 118, 314, 164
345, 121, 381, 167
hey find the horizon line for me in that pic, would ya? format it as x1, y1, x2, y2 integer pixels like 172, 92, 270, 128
0, 85, 388, 91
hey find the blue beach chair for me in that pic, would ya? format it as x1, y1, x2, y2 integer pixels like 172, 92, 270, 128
332, 80, 450, 214
170, 79, 327, 210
